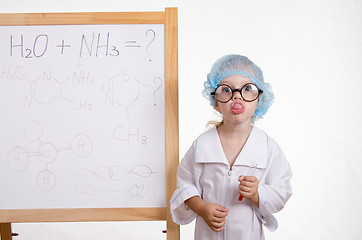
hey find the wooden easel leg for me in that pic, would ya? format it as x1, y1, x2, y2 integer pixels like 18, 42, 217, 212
166, 220, 180, 240
0, 223, 12, 240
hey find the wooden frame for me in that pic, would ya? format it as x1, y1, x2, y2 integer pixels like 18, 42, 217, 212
0, 8, 179, 240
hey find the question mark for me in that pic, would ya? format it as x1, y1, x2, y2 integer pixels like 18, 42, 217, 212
153, 77, 163, 98
146, 29, 156, 62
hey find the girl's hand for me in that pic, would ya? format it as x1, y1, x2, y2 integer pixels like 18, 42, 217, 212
238, 175, 259, 206
200, 203, 229, 232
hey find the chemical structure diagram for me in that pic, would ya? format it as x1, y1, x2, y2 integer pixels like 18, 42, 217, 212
1, 64, 162, 113
0, 64, 163, 199
7, 121, 93, 191
2, 62, 164, 198
1, 64, 163, 146
6, 120, 158, 198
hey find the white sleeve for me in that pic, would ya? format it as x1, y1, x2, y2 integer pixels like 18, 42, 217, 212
170, 141, 201, 225
253, 137, 293, 232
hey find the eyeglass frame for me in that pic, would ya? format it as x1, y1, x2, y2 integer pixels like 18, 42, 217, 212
211, 83, 263, 103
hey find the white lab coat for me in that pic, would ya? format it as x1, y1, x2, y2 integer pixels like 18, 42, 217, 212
170, 126, 292, 240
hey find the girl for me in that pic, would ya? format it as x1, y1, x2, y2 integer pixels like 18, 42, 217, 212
170, 54, 292, 239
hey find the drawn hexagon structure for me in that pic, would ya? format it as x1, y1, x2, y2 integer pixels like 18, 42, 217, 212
32, 75, 61, 105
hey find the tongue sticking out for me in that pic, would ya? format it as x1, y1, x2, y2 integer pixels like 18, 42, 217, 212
231, 102, 244, 114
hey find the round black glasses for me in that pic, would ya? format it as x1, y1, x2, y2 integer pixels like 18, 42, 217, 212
211, 83, 263, 103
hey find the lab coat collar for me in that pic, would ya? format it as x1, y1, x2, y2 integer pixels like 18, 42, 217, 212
195, 126, 268, 168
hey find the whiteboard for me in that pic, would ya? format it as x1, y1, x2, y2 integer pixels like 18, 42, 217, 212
0, 24, 166, 209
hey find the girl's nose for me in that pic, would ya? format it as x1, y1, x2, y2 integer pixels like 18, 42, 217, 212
232, 90, 242, 100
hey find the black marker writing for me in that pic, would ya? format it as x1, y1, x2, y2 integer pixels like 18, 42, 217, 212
80, 33, 119, 57
10, 34, 48, 58
10, 35, 24, 57
56, 40, 71, 54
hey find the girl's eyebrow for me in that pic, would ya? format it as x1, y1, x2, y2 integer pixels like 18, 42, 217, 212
220, 81, 253, 87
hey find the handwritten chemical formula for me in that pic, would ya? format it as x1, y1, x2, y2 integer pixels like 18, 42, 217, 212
0, 24, 166, 209
8, 29, 157, 60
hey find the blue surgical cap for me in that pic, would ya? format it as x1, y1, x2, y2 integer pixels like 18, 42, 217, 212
202, 54, 274, 120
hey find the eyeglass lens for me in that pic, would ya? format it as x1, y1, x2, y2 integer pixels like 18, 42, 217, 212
214, 83, 260, 102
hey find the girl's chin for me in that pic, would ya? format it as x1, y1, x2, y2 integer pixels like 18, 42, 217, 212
225, 116, 252, 125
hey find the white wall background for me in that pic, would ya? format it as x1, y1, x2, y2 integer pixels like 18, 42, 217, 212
1, 0, 362, 239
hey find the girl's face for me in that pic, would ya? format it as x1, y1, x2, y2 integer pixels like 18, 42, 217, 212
214, 75, 258, 127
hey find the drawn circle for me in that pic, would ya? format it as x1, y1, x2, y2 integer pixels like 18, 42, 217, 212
37, 169, 56, 191
71, 134, 93, 157
85, 184, 95, 195
38, 142, 57, 164
24, 121, 43, 143
7, 146, 29, 172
